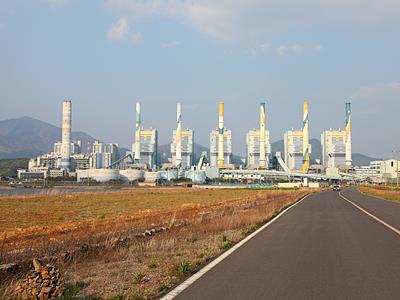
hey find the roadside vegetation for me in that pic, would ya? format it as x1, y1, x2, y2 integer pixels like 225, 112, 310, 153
0, 188, 307, 299
359, 185, 400, 203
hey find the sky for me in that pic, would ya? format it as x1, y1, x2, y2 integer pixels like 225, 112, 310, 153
0, 0, 399, 158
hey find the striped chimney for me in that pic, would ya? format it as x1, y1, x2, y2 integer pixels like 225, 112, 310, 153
302, 101, 310, 173
259, 102, 266, 168
217, 101, 225, 167
175, 102, 182, 167
60, 100, 72, 171
134, 102, 141, 162
345, 102, 352, 166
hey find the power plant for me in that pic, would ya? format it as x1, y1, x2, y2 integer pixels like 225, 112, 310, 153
23, 98, 356, 184
171, 103, 194, 169
131, 102, 158, 169
321, 101, 353, 174
284, 101, 312, 172
210, 102, 232, 168
246, 102, 271, 169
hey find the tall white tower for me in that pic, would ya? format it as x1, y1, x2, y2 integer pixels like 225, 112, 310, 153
259, 102, 267, 168
218, 101, 225, 167
60, 100, 72, 171
134, 102, 141, 163
175, 102, 182, 167
302, 101, 310, 173
345, 102, 352, 166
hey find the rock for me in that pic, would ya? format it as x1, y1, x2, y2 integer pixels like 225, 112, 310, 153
15, 262, 63, 300
33, 259, 42, 272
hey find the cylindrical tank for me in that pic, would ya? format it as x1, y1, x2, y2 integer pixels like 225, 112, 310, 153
77, 169, 119, 182
185, 170, 206, 183
120, 169, 144, 182
160, 169, 178, 181
144, 171, 161, 182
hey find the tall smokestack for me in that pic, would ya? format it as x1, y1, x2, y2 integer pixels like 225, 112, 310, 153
217, 101, 225, 167
302, 101, 310, 173
134, 102, 141, 163
175, 102, 182, 167
345, 101, 352, 166
60, 100, 72, 171
259, 102, 266, 168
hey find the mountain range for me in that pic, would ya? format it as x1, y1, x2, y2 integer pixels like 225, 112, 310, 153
0, 116, 379, 166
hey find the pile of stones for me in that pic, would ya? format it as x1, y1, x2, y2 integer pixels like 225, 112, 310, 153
15, 259, 63, 299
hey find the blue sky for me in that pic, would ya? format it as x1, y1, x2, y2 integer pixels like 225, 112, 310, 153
0, 0, 399, 158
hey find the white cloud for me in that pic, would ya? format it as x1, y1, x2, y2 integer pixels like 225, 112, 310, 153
276, 45, 304, 56
161, 41, 180, 49
107, 18, 143, 44
251, 43, 272, 56
107, 18, 129, 41
104, 0, 400, 42
131, 32, 143, 44
350, 82, 400, 103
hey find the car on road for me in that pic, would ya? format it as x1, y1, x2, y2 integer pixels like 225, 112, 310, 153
333, 185, 341, 191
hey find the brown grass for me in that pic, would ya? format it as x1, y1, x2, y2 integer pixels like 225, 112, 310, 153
359, 186, 400, 203
0, 188, 308, 299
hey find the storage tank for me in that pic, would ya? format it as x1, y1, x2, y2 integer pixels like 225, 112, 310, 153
77, 169, 119, 182
144, 171, 161, 182
160, 169, 178, 181
185, 170, 206, 183
120, 169, 144, 182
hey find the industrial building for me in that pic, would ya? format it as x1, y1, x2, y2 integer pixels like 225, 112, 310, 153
284, 101, 311, 172
132, 102, 158, 169
171, 102, 194, 169
321, 130, 346, 169
321, 102, 352, 171
53, 141, 81, 156
91, 141, 119, 169
246, 102, 271, 169
20, 98, 360, 183
210, 102, 232, 167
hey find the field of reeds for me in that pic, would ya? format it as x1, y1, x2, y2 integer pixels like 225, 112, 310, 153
0, 187, 308, 299
359, 185, 400, 203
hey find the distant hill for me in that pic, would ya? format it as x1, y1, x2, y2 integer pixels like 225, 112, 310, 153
0, 116, 379, 166
0, 117, 96, 159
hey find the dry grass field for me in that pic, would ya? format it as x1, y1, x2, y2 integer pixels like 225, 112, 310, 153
359, 186, 400, 203
0, 187, 308, 299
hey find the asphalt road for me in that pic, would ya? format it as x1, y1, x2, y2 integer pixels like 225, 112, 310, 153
173, 189, 400, 300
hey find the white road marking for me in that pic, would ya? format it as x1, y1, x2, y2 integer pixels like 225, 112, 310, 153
339, 191, 400, 237
160, 193, 311, 300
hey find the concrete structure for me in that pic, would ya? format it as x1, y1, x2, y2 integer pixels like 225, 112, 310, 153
380, 160, 400, 182
132, 102, 158, 169
18, 169, 47, 180
321, 130, 346, 169
246, 102, 271, 169
60, 100, 72, 171
171, 103, 194, 169
284, 102, 311, 172
119, 169, 145, 182
91, 141, 119, 169
53, 141, 81, 156
77, 169, 120, 182
354, 161, 382, 182
210, 102, 232, 167
345, 102, 352, 166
